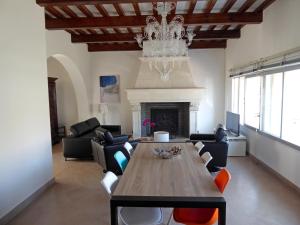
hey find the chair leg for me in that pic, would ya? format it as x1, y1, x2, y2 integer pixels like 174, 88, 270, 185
166, 210, 173, 225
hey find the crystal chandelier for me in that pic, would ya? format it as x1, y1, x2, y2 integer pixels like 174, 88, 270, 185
135, 2, 194, 81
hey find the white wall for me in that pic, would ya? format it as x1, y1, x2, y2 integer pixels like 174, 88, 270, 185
0, 0, 53, 220
90, 49, 225, 134
47, 57, 79, 132
46, 31, 91, 121
225, 0, 300, 188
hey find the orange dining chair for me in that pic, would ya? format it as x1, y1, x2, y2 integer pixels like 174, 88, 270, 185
171, 168, 231, 225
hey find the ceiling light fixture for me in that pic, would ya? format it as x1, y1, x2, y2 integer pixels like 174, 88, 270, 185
135, 2, 194, 81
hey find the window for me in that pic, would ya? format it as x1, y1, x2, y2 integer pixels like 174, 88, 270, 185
231, 66, 300, 148
244, 76, 261, 129
238, 77, 245, 124
232, 78, 239, 113
262, 73, 283, 137
282, 69, 300, 146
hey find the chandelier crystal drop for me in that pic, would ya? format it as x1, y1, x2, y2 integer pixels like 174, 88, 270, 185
135, 2, 194, 81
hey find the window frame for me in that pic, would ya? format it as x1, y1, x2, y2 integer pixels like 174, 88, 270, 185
231, 65, 300, 151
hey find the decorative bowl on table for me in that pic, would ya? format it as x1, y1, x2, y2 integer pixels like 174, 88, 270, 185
152, 146, 182, 159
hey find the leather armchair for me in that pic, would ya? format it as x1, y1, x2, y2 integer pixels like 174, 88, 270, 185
190, 128, 229, 172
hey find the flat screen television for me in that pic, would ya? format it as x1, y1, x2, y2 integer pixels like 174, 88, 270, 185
226, 111, 240, 136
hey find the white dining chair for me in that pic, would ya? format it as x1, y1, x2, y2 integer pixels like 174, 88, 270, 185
101, 171, 163, 225
123, 142, 133, 156
195, 141, 205, 154
201, 152, 213, 167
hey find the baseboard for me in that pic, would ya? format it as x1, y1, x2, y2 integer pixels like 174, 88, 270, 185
249, 154, 300, 195
0, 178, 55, 225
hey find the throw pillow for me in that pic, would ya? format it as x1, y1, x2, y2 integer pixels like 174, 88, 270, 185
104, 131, 114, 145
215, 128, 228, 142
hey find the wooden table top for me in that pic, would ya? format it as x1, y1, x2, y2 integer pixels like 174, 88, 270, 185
113, 142, 222, 198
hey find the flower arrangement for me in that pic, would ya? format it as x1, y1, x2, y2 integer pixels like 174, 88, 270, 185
143, 118, 156, 128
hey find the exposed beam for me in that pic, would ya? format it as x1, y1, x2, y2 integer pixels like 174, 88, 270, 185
95, 4, 109, 17
239, 0, 256, 13
60, 6, 77, 18
113, 3, 124, 16
221, 0, 237, 13
37, 0, 190, 6
45, 6, 64, 18
87, 40, 227, 52
77, 5, 94, 17
72, 30, 240, 43
204, 0, 217, 13
187, 0, 197, 14
256, 0, 276, 12
132, 2, 141, 16
46, 12, 263, 29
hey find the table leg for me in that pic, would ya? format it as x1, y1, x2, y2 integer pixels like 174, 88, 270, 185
218, 203, 226, 225
110, 200, 118, 225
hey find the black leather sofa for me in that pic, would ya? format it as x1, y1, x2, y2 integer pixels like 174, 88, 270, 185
92, 138, 139, 175
63, 117, 123, 160
189, 127, 229, 172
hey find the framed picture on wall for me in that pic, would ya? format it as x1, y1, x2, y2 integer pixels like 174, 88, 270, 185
99, 75, 120, 103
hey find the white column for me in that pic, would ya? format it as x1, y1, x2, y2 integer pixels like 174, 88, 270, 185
131, 103, 141, 138
189, 102, 200, 134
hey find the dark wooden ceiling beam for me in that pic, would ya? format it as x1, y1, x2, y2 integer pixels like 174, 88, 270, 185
45, 6, 65, 18
46, 12, 263, 29
113, 3, 124, 16
132, 2, 141, 16
205, 0, 218, 31
59, 6, 77, 18
221, 0, 237, 13
72, 30, 240, 43
187, 0, 197, 14
77, 5, 94, 17
37, 0, 190, 6
87, 40, 227, 52
95, 4, 109, 17
239, 0, 256, 13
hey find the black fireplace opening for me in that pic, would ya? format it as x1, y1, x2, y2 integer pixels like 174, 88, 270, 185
141, 102, 190, 138
151, 108, 179, 135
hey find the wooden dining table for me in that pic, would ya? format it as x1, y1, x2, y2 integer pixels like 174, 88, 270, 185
111, 142, 226, 225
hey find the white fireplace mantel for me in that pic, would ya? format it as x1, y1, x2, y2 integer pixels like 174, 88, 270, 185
126, 88, 205, 138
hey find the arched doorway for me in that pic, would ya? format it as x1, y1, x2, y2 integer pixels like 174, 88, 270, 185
47, 54, 90, 132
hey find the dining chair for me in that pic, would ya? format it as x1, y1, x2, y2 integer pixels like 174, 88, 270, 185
195, 141, 205, 154
200, 152, 213, 168
123, 142, 133, 156
114, 151, 128, 172
101, 171, 163, 225
171, 168, 231, 225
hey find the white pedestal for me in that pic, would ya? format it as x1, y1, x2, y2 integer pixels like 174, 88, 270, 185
227, 134, 247, 156
154, 131, 169, 142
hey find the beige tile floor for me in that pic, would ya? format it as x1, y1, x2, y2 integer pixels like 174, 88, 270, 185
7, 143, 300, 225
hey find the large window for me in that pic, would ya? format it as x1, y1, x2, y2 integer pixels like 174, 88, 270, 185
231, 67, 300, 148
282, 69, 300, 146
262, 73, 283, 137
245, 76, 261, 129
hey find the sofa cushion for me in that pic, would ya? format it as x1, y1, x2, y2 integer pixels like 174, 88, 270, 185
86, 117, 100, 130
70, 122, 91, 137
215, 128, 227, 143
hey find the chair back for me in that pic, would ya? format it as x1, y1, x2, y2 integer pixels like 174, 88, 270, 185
101, 171, 118, 196
123, 142, 133, 155
201, 152, 213, 167
114, 151, 128, 172
214, 168, 231, 193
195, 141, 205, 154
